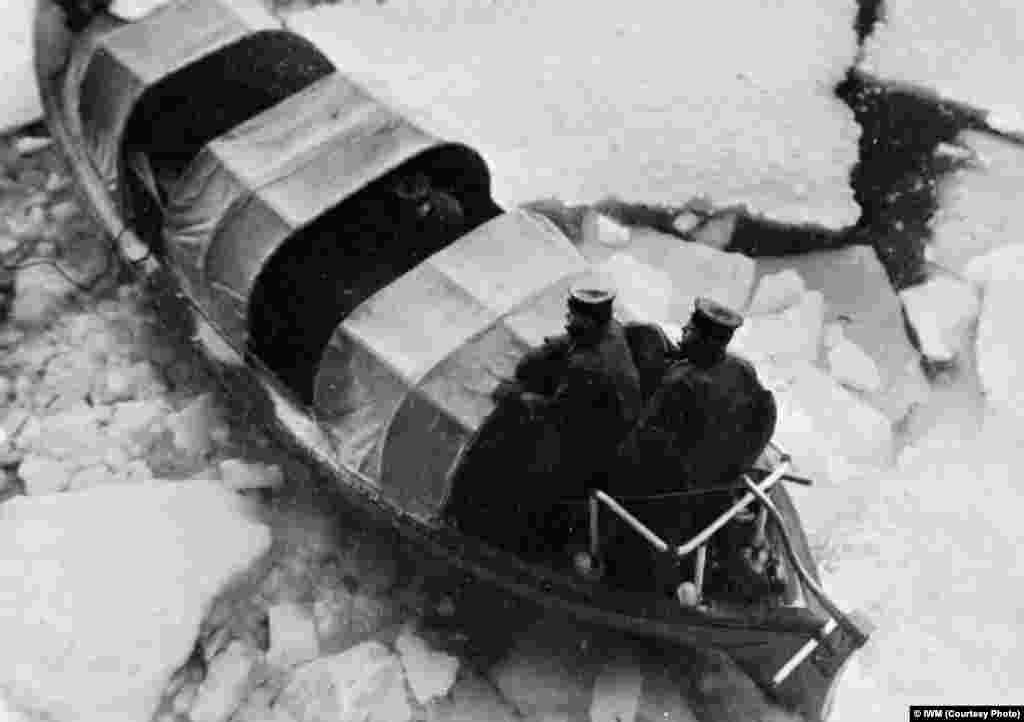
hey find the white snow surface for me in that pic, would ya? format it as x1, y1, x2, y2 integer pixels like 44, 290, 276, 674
0, 0, 42, 134
286, 0, 862, 228
962, 244, 1024, 421
899, 275, 980, 362
0, 480, 271, 722
828, 398, 1024, 718
929, 132, 1024, 275
860, 0, 1024, 130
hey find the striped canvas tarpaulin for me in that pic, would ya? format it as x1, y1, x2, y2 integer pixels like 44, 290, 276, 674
312, 209, 594, 522
76, 0, 278, 188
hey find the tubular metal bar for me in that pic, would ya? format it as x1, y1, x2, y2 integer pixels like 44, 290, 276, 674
593, 490, 669, 553
772, 617, 838, 686
754, 505, 769, 546
767, 440, 792, 463
674, 462, 791, 559
589, 494, 601, 559
741, 474, 870, 683
694, 545, 707, 596
741, 475, 847, 624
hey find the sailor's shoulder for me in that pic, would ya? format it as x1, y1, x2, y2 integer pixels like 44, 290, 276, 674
722, 352, 758, 375
524, 333, 572, 359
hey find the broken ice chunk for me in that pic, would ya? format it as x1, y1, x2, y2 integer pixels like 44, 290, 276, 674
11, 264, 74, 324
899, 276, 980, 362
731, 290, 825, 364
14, 136, 53, 156
594, 253, 674, 324
190, 641, 257, 722
672, 211, 701, 234
395, 627, 460, 704
691, 210, 740, 250
973, 277, 1024, 419
277, 642, 411, 722
828, 337, 883, 393
769, 360, 894, 476
68, 464, 115, 491
166, 393, 222, 459
964, 243, 1024, 286
582, 209, 631, 248
823, 321, 846, 349
18, 454, 73, 495
96, 362, 165, 403
218, 459, 284, 492
746, 269, 807, 316
663, 241, 756, 320
934, 142, 975, 162
266, 603, 319, 670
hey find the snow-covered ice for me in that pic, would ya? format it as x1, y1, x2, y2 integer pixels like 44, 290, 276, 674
745, 268, 807, 316
899, 275, 980, 362
731, 289, 825, 365
756, 246, 927, 422
190, 641, 258, 722
582, 226, 756, 326
276, 641, 411, 722
929, 132, 1024, 275
768, 360, 894, 479
597, 252, 675, 324
827, 336, 883, 394
861, 1, 1024, 131
266, 603, 320, 670
394, 627, 459, 704
827, 394, 1024, 719
0, 481, 271, 722
286, 0, 861, 228
0, 0, 42, 134
962, 244, 1024, 421
581, 209, 631, 249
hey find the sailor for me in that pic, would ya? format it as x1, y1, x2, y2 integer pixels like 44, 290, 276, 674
394, 171, 466, 237
617, 297, 775, 494
622, 321, 675, 403
605, 297, 778, 593
493, 283, 643, 552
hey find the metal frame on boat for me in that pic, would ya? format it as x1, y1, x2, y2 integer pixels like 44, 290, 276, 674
32, 0, 871, 718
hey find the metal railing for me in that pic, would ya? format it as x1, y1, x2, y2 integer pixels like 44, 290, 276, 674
587, 459, 792, 601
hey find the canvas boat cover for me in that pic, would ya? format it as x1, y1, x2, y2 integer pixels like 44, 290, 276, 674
306, 208, 764, 523
161, 70, 447, 343
75, 0, 278, 188
312, 209, 599, 522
